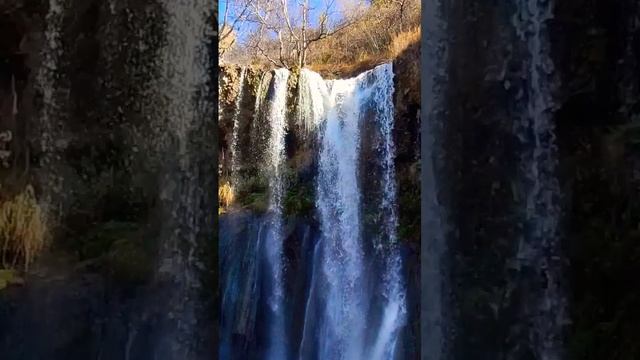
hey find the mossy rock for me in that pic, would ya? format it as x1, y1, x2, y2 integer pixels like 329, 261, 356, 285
105, 237, 154, 285
286, 67, 301, 117
78, 221, 140, 260
284, 184, 314, 216
398, 182, 420, 243
75, 221, 154, 285
242, 192, 269, 213
250, 70, 273, 103
0, 269, 23, 291
235, 172, 270, 213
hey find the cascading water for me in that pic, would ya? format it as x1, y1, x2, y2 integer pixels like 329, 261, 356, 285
263, 68, 291, 360
297, 69, 327, 134
230, 68, 248, 188
513, 0, 566, 358
254, 72, 270, 118
369, 64, 407, 360
314, 70, 368, 360
220, 63, 409, 360
299, 63, 407, 360
249, 71, 273, 167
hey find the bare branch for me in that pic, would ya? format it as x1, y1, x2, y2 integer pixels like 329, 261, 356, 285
280, 0, 300, 42
237, 0, 371, 67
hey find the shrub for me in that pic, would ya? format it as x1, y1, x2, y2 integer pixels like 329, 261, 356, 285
306, 0, 420, 75
284, 184, 314, 216
219, 181, 235, 210
0, 185, 47, 271
308, 25, 421, 78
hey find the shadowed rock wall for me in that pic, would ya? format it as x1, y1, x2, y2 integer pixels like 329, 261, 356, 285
0, 1, 217, 359
423, 1, 640, 359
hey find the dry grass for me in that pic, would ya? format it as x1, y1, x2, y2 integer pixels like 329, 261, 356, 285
388, 26, 421, 59
307, 0, 421, 77
308, 26, 421, 78
0, 185, 47, 271
308, 27, 421, 78
219, 182, 235, 210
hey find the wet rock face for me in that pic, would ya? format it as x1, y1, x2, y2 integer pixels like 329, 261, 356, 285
0, 0, 171, 236
553, 2, 640, 360
393, 42, 421, 248
0, 1, 45, 189
426, 1, 640, 359
0, 1, 216, 359
37, 0, 169, 229
1, 270, 157, 360
438, 4, 524, 359
219, 212, 319, 360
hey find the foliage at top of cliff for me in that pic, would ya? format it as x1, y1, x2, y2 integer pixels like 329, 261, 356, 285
220, 0, 420, 77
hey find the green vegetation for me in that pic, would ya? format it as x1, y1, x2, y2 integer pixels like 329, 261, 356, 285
236, 172, 270, 213
242, 191, 269, 213
0, 269, 22, 290
73, 221, 153, 285
609, 118, 640, 146
286, 67, 301, 117
106, 236, 154, 284
398, 174, 420, 244
284, 184, 314, 217
219, 161, 316, 217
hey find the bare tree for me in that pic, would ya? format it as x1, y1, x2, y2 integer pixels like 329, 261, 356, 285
243, 0, 366, 68
219, 0, 253, 57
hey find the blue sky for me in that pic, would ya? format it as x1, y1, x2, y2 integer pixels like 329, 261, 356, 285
219, 0, 337, 20
219, 0, 350, 43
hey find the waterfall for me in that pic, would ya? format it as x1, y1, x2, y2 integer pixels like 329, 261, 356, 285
230, 68, 248, 189
369, 64, 407, 360
297, 69, 328, 134
299, 63, 407, 360
249, 71, 273, 167
514, 0, 566, 359
254, 72, 270, 117
315, 69, 368, 360
263, 68, 291, 360
220, 63, 408, 360
220, 213, 266, 359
